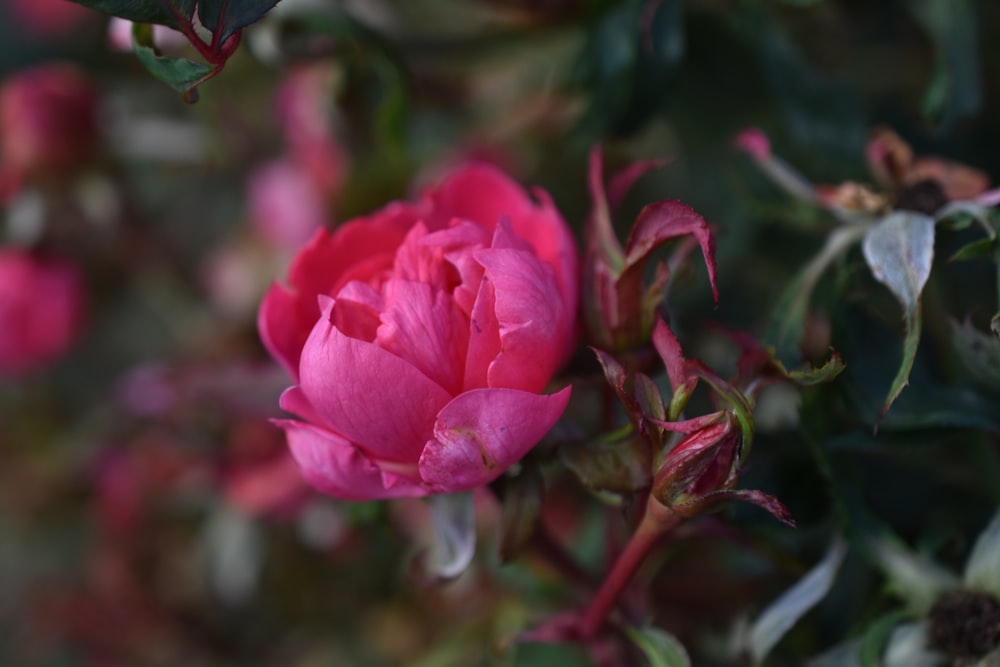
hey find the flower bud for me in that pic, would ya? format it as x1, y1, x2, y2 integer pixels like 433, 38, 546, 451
652, 412, 740, 507
583, 149, 716, 355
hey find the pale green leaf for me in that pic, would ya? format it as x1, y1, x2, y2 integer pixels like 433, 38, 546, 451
748, 536, 847, 665
963, 508, 1000, 597
624, 626, 691, 667
427, 492, 476, 580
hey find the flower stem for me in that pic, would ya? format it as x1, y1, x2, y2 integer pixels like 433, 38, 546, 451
580, 498, 682, 638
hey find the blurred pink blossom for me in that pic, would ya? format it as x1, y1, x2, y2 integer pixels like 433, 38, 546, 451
222, 418, 312, 517
259, 164, 578, 500
733, 127, 771, 162
8, 0, 95, 38
248, 160, 329, 251
0, 248, 85, 377
0, 64, 98, 181
274, 65, 348, 199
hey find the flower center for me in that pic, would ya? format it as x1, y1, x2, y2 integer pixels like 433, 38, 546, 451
927, 590, 1000, 662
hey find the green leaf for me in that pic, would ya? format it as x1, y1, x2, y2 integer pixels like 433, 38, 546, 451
806, 639, 863, 667
198, 0, 282, 44
963, 508, 1000, 598
131, 22, 213, 94
748, 537, 847, 665
935, 200, 997, 235
870, 534, 960, 615
766, 225, 868, 365
859, 610, 910, 667
68, 0, 178, 27
862, 212, 935, 321
882, 621, 945, 667
861, 212, 935, 417
911, 0, 982, 131
879, 306, 922, 422
948, 318, 1000, 390
561, 432, 651, 495
786, 353, 845, 386
623, 626, 691, 667
949, 237, 996, 262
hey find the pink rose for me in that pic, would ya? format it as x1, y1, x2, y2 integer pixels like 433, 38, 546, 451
0, 248, 85, 377
259, 164, 578, 500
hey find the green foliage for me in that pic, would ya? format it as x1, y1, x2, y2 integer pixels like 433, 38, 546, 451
130, 21, 212, 94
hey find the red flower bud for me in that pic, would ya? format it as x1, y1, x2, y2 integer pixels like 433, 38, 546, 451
652, 412, 741, 507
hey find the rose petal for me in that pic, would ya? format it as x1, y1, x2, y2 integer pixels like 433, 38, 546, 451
330, 294, 381, 342
278, 419, 426, 500
376, 278, 469, 395
428, 164, 578, 314
475, 242, 569, 393
427, 164, 532, 234
299, 299, 451, 462
462, 269, 500, 391
259, 208, 420, 377
258, 283, 304, 379
418, 386, 572, 491
278, 385, 323, 424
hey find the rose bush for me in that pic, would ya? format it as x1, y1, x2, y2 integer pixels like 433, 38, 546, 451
259, 164, 578, 500
0, 248, 84, 377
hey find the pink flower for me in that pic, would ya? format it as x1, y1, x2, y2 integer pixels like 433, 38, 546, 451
0, 64, 98, 181
259, 164, 578, 500
0, 248, 84, 377
274, 65, 348, 200
248, 160, 329, 251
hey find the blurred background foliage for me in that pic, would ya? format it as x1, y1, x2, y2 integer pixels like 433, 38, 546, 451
1, 0, 999, 665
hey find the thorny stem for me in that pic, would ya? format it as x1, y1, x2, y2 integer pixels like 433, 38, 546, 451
581, 496, 682, 638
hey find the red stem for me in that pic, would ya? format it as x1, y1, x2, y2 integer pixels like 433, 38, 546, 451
158, 0, 214, 61
208, 0, 231, 53
580, 498, 682, 638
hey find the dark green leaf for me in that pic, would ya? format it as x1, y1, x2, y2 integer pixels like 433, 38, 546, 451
155, 0, 197, 23
132, 22, 213, 94
198, 0, 283, 46
911, 0, 982, 131
766, 225, 868, 365
879, 305, 922, 422
949, 237, 995, 262
68, 0, 178, 27
561, 433, 651, 495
